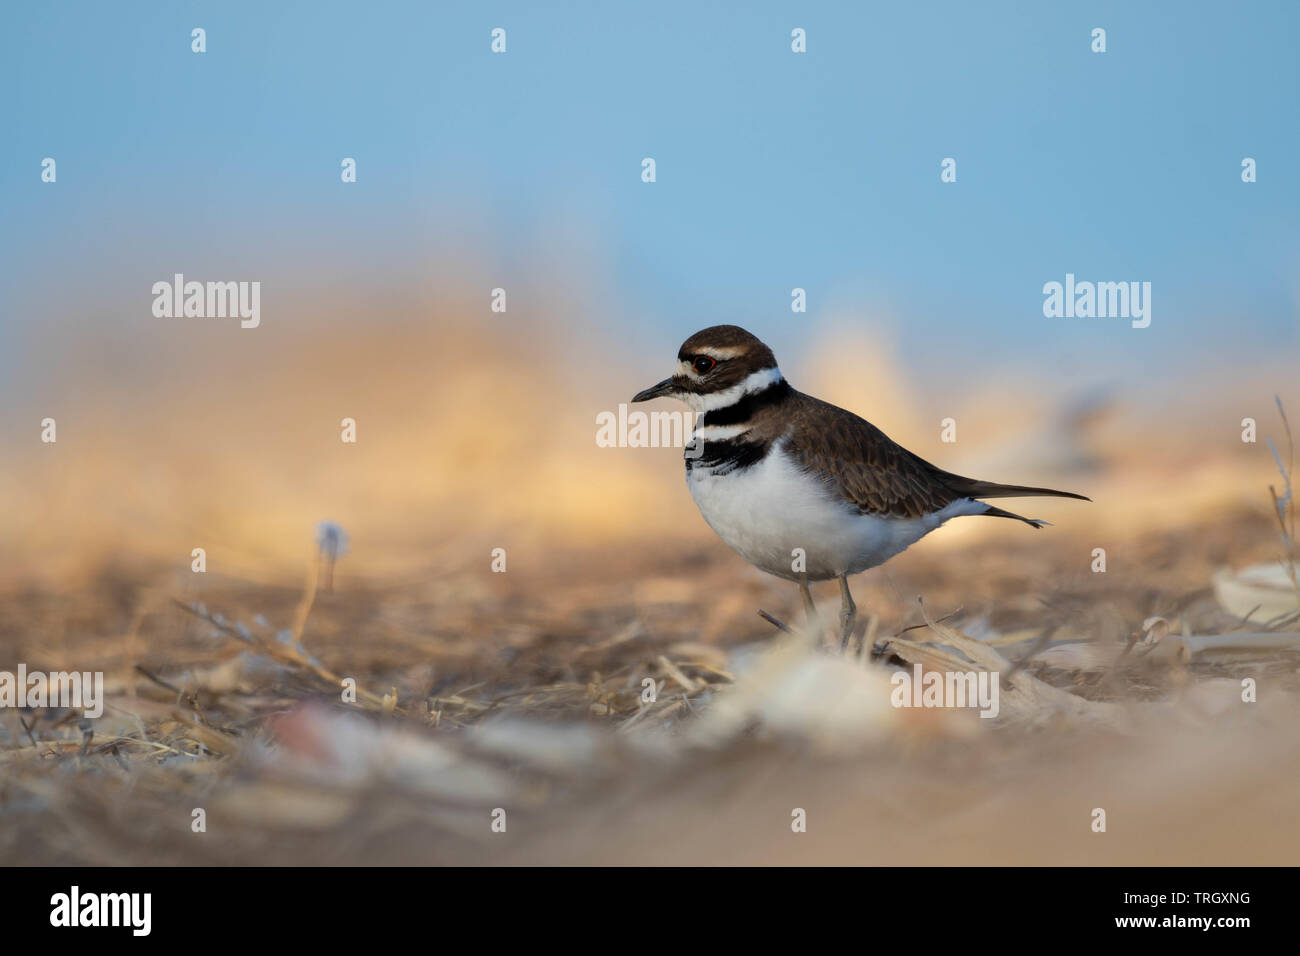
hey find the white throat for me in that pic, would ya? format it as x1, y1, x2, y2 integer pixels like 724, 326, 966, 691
682, 366, 784, 413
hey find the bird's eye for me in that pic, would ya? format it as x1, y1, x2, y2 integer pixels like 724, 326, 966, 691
692, 356, 716, 374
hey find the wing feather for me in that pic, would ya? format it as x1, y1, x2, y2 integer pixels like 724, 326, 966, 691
780, 393, 1088, 518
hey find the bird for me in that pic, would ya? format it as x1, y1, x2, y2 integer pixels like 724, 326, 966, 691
630, 325, 1089, 647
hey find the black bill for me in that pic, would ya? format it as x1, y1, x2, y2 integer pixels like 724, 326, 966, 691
630, 378, 676, 403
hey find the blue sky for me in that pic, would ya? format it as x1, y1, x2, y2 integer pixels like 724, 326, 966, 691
3, 0, 1297, 387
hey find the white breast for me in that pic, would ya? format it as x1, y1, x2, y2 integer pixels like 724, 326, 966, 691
686, 439, 986, 581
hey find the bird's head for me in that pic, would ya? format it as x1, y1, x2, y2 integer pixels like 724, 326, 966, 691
631, 325, 781, 412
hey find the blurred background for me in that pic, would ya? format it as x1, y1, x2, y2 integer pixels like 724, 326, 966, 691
2, 0, 1298, 581
2, 1, 1299, 865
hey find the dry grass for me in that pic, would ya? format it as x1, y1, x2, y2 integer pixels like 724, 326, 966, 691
3, 497, 1299, 865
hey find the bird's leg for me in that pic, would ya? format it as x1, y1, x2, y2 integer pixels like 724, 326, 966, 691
837, 574, 857, 652
798, 574, 818, 624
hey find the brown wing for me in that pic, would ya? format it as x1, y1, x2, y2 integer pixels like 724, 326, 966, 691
781, 394, 959, 518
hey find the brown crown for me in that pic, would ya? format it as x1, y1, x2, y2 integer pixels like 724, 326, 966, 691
673, 325, 778, 392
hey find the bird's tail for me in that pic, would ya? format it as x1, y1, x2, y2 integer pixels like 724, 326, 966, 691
941, 475, 1090, 530
948, 477, 1091, 503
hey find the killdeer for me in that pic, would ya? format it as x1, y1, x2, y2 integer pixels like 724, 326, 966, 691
631, 325, 1089, 646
